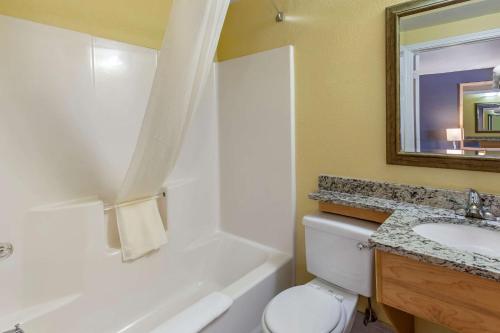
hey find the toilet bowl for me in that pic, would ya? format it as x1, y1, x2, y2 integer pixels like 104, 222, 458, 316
261, 279, 358, 333
262, 213, 377, 333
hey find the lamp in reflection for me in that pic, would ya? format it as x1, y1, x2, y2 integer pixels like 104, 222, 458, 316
494, 65, 500, 90
446, 128, 463, 150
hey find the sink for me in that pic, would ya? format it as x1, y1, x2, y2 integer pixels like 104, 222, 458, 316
412, 223, 500, 258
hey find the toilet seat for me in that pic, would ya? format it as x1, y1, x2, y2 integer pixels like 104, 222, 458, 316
263, 284, 346, 333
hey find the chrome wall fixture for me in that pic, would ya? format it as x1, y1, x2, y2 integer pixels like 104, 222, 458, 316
0, 242, 13, 261
270, 0, 285, 23
275, 11, 285, 23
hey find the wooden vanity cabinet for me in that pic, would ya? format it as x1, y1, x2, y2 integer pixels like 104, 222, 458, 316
376, 250, 500, 333
317, 201, 500, 333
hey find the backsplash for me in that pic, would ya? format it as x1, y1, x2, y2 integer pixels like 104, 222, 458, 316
318, 175, 500, 216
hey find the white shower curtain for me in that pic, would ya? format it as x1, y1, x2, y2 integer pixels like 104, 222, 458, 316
117, 0, 230, 202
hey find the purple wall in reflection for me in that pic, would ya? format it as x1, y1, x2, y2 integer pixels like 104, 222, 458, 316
419, 68, 492, 151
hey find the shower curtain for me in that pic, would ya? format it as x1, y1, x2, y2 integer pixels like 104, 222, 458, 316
117, 0, 230, 202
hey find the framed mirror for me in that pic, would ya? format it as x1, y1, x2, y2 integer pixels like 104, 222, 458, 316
386, 0, 500, 172
476, 103, 500, 133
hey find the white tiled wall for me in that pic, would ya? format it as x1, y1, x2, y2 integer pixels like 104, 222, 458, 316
0, 15, 226, 320
166, 67, 221, 248
0, 15, 156, 316
0, 15, 156, 210
0, 15, 296, 326
218, 46, 296, 256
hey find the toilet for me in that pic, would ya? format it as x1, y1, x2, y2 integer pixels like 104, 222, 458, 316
262, 213, 378, 333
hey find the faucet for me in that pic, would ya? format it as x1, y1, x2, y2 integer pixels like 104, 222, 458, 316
2, 324, 24, 333
465, 189, 499, 221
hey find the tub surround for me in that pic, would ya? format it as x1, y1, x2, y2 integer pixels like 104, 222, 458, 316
0, 17, 295, 332
309, 175, 500, 282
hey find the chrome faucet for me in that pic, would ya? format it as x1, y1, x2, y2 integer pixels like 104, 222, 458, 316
465, 189, 499, 221
2, 324, 24, 333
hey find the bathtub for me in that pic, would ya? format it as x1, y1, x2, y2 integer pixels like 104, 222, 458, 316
121, 233, 293, 333
1, 212, 292, 333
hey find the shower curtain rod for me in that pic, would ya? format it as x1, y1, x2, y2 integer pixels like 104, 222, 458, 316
104, 192, 166, 212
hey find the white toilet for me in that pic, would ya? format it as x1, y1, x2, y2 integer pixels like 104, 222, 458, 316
262, 213, 378, 333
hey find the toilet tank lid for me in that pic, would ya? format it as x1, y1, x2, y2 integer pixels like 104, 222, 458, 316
303, 213, 378, 241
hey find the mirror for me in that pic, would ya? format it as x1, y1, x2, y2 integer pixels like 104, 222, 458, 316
476, 103, 500, 132
387, 0, 500, 172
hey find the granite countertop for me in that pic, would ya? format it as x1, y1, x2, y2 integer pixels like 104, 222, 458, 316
310, 176, 500, 282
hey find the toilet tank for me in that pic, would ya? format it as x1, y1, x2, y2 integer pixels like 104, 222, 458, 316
303, 213, 378, 297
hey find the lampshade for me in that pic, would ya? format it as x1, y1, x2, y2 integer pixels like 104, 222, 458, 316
494, 65, 500, 89
446, 128, 463, 142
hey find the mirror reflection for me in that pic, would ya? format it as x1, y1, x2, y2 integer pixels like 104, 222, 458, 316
399, 0, 500, 158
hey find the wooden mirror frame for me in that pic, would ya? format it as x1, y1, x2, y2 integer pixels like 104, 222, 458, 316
386, 0, 500, 173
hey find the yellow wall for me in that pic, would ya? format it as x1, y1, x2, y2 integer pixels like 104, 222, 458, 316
0, 0, 172, 49
401, 11, 500, 45
218, 1, 498, 332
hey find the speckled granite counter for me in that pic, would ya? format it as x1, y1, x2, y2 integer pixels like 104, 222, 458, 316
309, 175, 500, 282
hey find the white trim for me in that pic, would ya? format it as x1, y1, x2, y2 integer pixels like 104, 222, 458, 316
400, 46, 418, 152
288, 45, 297, 284
414, 54, 421, 152
416, 65, 494, 76
405, 28, 500, 52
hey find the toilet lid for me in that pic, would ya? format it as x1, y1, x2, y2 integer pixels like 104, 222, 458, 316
264, 285, 342, 333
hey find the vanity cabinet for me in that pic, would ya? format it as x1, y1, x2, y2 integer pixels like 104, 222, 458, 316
316, 198, 500, 333
375, 250, 500, 333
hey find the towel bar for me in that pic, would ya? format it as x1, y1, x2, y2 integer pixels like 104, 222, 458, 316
104, 192, 166, 212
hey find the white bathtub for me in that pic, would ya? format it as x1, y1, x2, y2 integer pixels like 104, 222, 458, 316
121, 233, 293, 333
1, 214, 292, 333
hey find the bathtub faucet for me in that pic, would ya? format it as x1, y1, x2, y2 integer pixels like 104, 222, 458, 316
2, 324, 24, 333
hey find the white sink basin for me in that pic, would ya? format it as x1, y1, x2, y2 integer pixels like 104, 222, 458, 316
412, 223, 500, 258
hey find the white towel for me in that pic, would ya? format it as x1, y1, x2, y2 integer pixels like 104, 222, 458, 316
150, 292, 233, 333
116, 199, 168, 261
